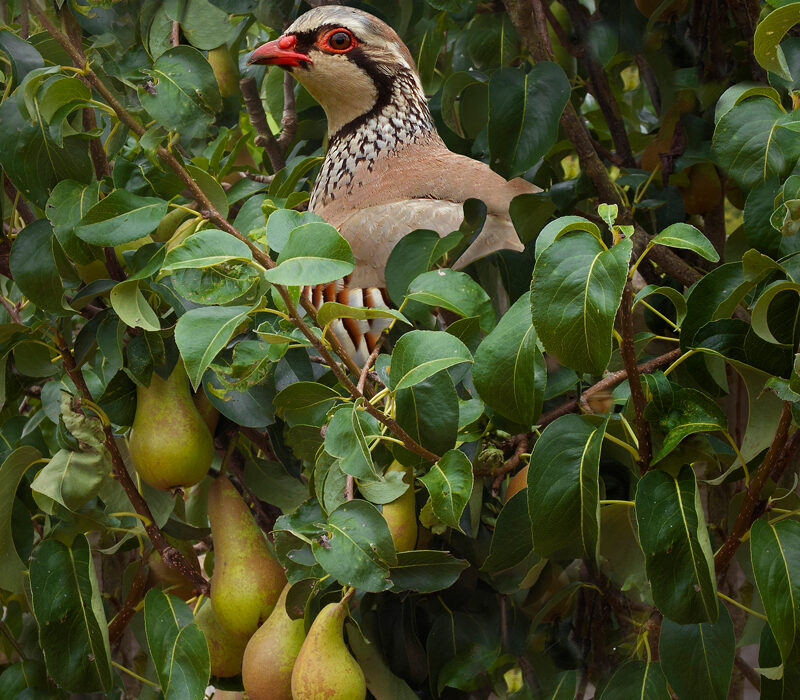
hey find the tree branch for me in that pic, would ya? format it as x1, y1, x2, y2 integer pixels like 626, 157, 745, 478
714, 402, 794, 575
56, 332, 210, 595
276, 71, 298, 151
240, 76, 286, 172
108, 562, 149, 645
3, 175, 35, 226
619, 284, 651, 471
543, 348, 681, 429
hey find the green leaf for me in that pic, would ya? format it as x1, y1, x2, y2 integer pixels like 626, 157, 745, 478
754, 4, 800, 80
185, 164, 229, 219
651, 223, 720, 262
406, 269, 495, 332
751, 280, 800, 345
273, 380, 340, 426
712, 98, 800, 188
385, 229, 458, 305
45, 179, 99, 264
0, 29, 44, 86
389, 550, 469, 593
265, 209, 325, 253
389, 330, 473, 391
634, 285, 688, 329
162, 228, 253, 271
76, 190, 169, 246
481, 491, 542, 593
473, 295, 546, 429
316, 302, 408, 329
531, 233, 632, 375
9, 219, 65, 314
31, 449, 108, 514
110, 280, 162, 331
166, 0, 239, 49
393, 370, 459, 466
0, 91, 92, 207
323, 404, 381, 480
138, 45, 221, 142
346, 625, 419, 700
0, 447, 41, 594
263, 222, 355, 285
599, 661, 670, 700
29, 536, 113, 692
645, 388, 728, 463
659, 604, 735, 700
635, 466, 718, 623
175, 305, 252, 388
488, 63, 571, 178
751, 518, 800, 665
311, 499, 396, 592
143, 589, 210, 699
527, 414, 606, 560
419, 449, 474, 530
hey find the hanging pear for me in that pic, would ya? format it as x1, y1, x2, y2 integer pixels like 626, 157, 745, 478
242, 583, 306, 700
381, 462, 417, 551
128, 360, 214, 490
291, 598, 366, 700
207, 475, 286, 638
194, 599, 249, 678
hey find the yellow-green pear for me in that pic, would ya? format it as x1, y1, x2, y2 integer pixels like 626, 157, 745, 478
194, 599, 249, 677
291, 599, 366, 700
381, 462, 417, 551
128, 361, 214, 490
242, 583, 305, 700
208, 475, 286, 637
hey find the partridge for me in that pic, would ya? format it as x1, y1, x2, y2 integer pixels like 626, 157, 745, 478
249, 5, 538, 357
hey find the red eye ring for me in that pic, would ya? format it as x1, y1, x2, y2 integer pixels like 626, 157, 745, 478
320, 28, 357, 53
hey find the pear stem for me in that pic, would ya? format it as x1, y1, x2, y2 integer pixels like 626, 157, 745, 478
55, 332, 210, 596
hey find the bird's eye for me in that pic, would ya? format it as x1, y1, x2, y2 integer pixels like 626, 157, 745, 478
322, 29, 355, 53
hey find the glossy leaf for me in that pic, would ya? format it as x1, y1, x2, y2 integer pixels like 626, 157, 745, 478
488, 63, 571, 178
406, 269, 495, 331
143, 589, 210, 699
419, 449, 474, 530
531, 233, 632, 375
110, 280, 161, 331
473, 294, 546, 429
323, 403, 381, 480
659, 604, 735, 700
389, 330, 473, 391
527, 414, 606, 560
76, 190, 168, 246
390, 550, 469, 593
138, 45, 221, 141
9, 219, 65, 314
311, 499, 396, 592
316, 302, 408, 329
263, 222, 355, 285
174, 305, 252, 388
599, 661, 670, 699
651, 223, 720, 262
45, 180, 99, 264
0, 447, 41, 594
751, 518, 800, 664
161, 228, 252, 271
754, 4, 800, 80
29, 536, 113, 692
635, 466, 718, 623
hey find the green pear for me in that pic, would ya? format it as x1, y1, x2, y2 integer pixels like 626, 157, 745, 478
291, 599, 366, 700
194, 598, 249, 677
208, 475, 286, 638
381, 462, 417, 551
192, 387, 220, 435
128, 361, 214, 490
242, 583, 305, 700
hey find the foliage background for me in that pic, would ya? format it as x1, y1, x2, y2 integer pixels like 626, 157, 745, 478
2, 0, 800, 698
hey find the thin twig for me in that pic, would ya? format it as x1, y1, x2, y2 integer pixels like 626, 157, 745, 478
734, 654, 761, 691
491, 435, 529, 493
3, 176, 35, 226
0, 618, 25, 660
345, 475, 354, 501
170, 21, 180, 47
108, 563, 149, 645
357, 340, 382, 394
544, 348, 681, 428
771, 428, 800, 483
619, 284, 651, 471
56, 332, 210, 595
239, 426, 278, 461
715, 403, 794, 574
240, 76, 285, 171
0, 296, 22, 324
277, 71, 298, 150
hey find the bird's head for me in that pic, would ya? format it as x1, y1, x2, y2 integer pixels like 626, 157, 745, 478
248, 6, 425, 137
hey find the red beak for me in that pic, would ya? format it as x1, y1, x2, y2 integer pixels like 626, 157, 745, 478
248, 35, 311, 68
